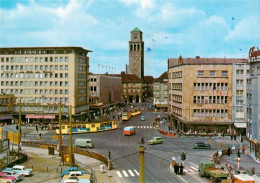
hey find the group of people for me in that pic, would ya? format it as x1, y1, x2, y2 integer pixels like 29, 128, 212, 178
173, 163, 184, 175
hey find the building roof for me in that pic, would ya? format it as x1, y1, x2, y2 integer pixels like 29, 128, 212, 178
131, 27, 142, 32
154, 71, 168, 82
111, 72, 143, 83
143, 76, 154, 83
168, 56, 248, 68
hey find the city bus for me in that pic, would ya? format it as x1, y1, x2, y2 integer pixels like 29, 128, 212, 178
123, 126, 135, 136
55, 120, 117, 135
131, 108, 141, 116
122, 111, 131, 121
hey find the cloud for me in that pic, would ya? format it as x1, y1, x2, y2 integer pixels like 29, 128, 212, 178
119, 0, 154, 9
225, 16, 260, 41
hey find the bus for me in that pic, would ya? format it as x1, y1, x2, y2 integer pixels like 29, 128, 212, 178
55, 120, 117, 135
131, 108, 141, 116
123, 126, 135, 136
122, 111, 131, 121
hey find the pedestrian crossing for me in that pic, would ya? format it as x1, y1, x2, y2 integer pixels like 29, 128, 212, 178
116, 169, 139, 178
134, 126, 157, 129
183, 165, 198, 174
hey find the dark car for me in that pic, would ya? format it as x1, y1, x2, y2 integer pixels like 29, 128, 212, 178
193, 142, 211, 149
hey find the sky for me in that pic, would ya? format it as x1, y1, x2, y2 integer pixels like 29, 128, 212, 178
0, 0, 259, 78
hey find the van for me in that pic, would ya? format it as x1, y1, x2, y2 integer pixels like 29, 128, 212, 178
123, 126, 135, 136
75, 139, 94, 148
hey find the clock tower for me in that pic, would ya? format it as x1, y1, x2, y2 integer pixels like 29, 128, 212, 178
129, 27, 144, 79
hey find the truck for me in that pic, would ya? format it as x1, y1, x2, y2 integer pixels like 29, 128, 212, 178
199, 161, 229, 183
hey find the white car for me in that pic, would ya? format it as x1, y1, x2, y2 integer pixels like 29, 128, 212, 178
3, 171, 23, 181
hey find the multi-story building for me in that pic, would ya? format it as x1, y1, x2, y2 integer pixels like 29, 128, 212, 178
143, 76, 154, 98
89, 74, 122, 116
0, 94, 14, 122
247, 46, 260, 161
232, 63, 250, 136
129, 27, 144, 79
0, 47, 91, 121
168, 56, 247, 133
153, 72, 168, 112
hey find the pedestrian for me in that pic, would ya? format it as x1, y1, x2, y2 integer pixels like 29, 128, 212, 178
100, 163, 104, 173
241, 136, 243, 142
141, 137, 144, 144
174, 163, 178, 175
242, 145, 245, 153
179, 163, 184, 175
251, 167, 255, 175
176, 163, 179, 175
234, 134, 237, 140
227, 147, 231, 156
231, 135, 233, 140
36, 125, 38, 133
168, 126, 170, 131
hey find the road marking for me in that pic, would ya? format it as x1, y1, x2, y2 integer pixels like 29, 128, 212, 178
122, 170, 129, 177
128, 170, 135, 176
190, 166, 198, 171
134, 169, 139, 176
137, 126, 140, 128
150, 126, 152, 128
184, 169, 188, 173
169, 165, 189, 183
140, 126, 143, 128
116, 171, 122, 178
143, 126, 146, 128
186, 168, 195, 172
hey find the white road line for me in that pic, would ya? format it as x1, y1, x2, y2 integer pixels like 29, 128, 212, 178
189, 161, 198, 168
186, 168, 195, 172
184, 169, 188, 173
150, 126, 152, 128
140, 126, 143, 128
137, 126, 140, 128
116, 171, 123, 178
134, 169, 139, 176
143, 126, 146, 128
128, 170, 135, 177
122, 170, 129, 177
190, 166, 198, 171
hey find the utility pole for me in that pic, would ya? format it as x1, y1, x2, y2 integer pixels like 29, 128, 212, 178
69, 105, 73, 167
139, 146, 145, 183
18, 98, 22, 151
58, 102, 62, 156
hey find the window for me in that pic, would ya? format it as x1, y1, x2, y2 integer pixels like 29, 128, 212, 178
236, 80, 243, 85
222, 71, 228, 77
210, 71, 216, 77
236, 90, 244, 96
198, 71, 204, 77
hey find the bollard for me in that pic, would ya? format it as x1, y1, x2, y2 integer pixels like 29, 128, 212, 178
61, 167, 62, 173
47, 166, 48, 172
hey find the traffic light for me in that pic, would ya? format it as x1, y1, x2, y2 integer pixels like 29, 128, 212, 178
108, 150, 111, 159
181, 152, 186, 161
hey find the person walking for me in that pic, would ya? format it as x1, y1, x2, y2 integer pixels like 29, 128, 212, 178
179, 163, 184, 175
227, 147, 231, 156
36, 125, 38, 133
242, 145, 245, 153
176, 163, 179, 175
174, 163, 178, 175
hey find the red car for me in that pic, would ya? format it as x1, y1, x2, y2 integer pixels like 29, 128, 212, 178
0, 172, 16, 183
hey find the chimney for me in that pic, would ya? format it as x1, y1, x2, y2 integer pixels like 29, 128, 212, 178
196, 56, 200, 59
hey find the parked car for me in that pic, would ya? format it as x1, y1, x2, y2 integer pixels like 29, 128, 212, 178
148, 137, 163, 145
3, 165, 32, 176
1, 171, 23, 181
141, 116, 146, 121
63, 171, 90, 183
0, 172, 16, 183
60, 178, 79, 183
193, 142, 211, 149
61, 167, 86, 177
75, 139, 94, 148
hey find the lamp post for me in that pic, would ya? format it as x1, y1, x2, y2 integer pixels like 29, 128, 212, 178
237, 157, 241, 169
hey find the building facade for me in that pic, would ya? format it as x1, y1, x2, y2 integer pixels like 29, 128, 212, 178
168, 56, 247, 133
247, 46, 260, 161
143, 76, 154, 99
153, 72, 168, 111
232, 63, 250, 135
129, 27, 144, 79
89, 74, 122, 117
0, 94, 14, 122
0, 47, 91, 121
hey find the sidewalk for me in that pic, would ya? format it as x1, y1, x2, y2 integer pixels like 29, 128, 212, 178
17, 146, 117, 183
220, 151, 260, 174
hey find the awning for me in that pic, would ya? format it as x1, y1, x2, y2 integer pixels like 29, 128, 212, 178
26, 114, 55, 119
0, 115, 13, 120
234, 122, 247, 128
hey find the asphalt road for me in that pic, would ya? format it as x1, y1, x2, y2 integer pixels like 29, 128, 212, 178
18, 104, 225, 183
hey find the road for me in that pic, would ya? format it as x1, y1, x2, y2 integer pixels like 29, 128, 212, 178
17, 104, 227, 183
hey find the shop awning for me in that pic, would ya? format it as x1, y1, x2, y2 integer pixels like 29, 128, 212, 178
0, 115, 13, 120
26, 114, 55, 119
234, 122, 247, 128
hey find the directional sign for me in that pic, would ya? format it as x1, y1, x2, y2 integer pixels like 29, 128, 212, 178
232, 145, 236, 150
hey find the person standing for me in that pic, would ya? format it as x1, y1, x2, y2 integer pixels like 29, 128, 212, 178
174, 163, 178, 175
176, 163, 179, 175
227, 147, 231, 156
242, 145, 245, 153
179, 163, 184, 175
36, 125, 38, 133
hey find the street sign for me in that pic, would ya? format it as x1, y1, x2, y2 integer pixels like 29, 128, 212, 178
232, 145, 236, 150
218, 150, 222, 156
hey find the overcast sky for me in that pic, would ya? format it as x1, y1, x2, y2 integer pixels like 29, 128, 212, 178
0, 0, 259, 78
